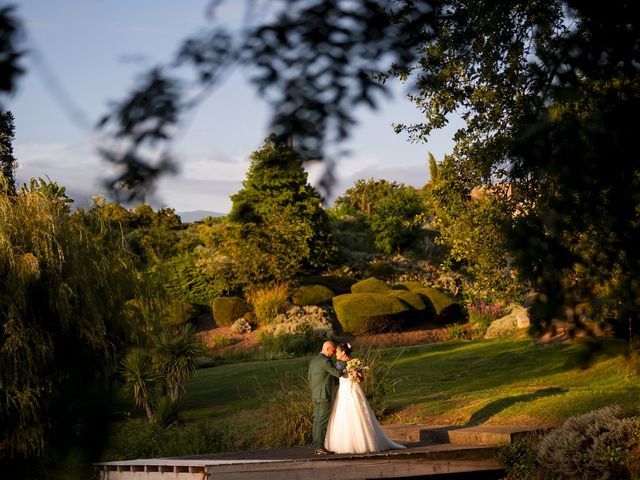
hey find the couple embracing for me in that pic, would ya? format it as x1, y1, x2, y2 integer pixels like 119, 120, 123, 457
308, 340, 406, 455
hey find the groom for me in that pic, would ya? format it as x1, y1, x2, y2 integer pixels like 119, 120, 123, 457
308, 340, 343, 455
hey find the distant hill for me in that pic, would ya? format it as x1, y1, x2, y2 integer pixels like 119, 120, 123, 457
178, 210, 226, 223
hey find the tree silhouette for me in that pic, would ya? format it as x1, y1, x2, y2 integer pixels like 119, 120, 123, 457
0, 110, 16, 191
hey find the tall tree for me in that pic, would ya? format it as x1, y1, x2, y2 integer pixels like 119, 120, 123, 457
225, 138, 337, 284
0, 110, 16, 191
393, 1, 640, 336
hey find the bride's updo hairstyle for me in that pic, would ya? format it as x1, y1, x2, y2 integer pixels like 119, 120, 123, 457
337, 342, 353, 356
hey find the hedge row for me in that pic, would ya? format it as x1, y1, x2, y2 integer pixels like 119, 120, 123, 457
332, 278, 465, 334
213, 276, 466, 335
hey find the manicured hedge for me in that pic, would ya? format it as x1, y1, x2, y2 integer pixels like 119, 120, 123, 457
388, 289, 435, 325
394, 281, 426, 292
350, 277, 391, 294
211, 296, 252, 326
299, 275, 356, 295
333, 293, 410, 335
414, 287, 466, 324
291, 284, 334, 306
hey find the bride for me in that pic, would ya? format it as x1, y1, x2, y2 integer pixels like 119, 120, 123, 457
324, 343, 406, 454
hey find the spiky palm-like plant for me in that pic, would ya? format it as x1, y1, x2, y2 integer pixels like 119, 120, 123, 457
154, 323, 203, 400
120, 348, 158, 421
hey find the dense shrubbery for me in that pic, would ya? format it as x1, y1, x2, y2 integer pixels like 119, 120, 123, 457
497, 437, 539, 480
0, 180, 141, 461
333, 179, 426, 254
212, 296, 252, 326
468, 301, 504, 336
103, 419, 234, 461
498, 406, 640, 480
537, 406, 640, 480
290, 284, 334, 306
258, 306, 334, 357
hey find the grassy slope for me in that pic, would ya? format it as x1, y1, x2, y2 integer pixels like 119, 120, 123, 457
184, 336, 639, 429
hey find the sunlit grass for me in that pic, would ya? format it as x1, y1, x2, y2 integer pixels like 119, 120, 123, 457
183, 336, 639, 430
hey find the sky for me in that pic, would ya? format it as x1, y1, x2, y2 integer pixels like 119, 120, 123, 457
6, 0, 459, 215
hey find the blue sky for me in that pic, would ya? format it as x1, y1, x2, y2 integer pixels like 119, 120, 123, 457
6, 0, 458, 213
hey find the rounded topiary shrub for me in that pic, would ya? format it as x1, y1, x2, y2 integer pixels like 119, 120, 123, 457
395, 281, 425, 292
291, 284, 334, 306
414, 287, 466, 324
387, 290, 435, 324
333, 293, 410, 335
350, 277, 391, 294
299, 275, 356, 295
212, 296, 252, 326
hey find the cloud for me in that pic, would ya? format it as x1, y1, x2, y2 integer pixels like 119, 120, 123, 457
153, 176, 241, 213
309, 158, 429, 205
12, 141, 247, 212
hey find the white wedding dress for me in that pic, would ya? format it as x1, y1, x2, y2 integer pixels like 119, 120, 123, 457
324, 376, 406, 454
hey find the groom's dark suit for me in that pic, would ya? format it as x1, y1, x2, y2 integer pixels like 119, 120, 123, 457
308, 352, 343, 449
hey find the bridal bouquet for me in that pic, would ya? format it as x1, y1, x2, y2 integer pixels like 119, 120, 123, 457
345, 358, 369, 383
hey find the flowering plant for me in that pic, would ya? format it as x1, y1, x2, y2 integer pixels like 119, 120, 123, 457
345, 358, 369, 383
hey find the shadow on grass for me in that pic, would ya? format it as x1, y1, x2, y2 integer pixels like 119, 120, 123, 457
465, 387, 567, 426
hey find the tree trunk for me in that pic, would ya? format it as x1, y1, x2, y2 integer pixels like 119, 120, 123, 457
144, 401, 154, 422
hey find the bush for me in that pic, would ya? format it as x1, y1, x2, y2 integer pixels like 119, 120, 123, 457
259, 306, 334, 357
209, 334, 232, 348
468, 301, 504, 336
497, 437, 539, 480
415, 287, 466, 324
291, 284, 334, 306
153, 395, 184, 428
298, 275, 356, 295
248, 284, 290, 325
387, 290, 435, 324
211, 296, 251, 326
231, 318, 252, 334
332, 293, 410, 335
447, 324, 471, 341
537, 405, 640, 480
350, 277, 391, 294
102, 419, 234, 461
265, 306, 334, 338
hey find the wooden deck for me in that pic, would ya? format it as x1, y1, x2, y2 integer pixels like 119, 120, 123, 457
95, 425, 543, 479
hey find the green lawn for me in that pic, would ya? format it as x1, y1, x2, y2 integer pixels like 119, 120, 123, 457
184, 336, 639, 428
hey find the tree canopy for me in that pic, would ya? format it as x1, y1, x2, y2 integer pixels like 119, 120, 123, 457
2, 0, 639, 333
